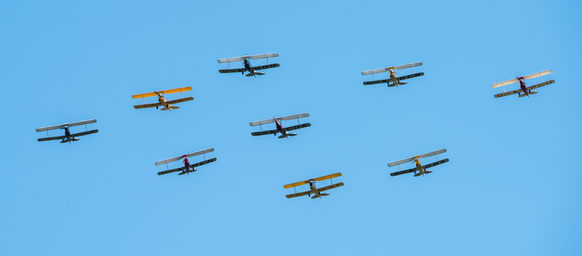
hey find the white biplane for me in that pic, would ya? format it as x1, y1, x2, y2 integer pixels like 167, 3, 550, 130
491, 70, 555, 98
388, 148, 449, 177
36, 119, 98, 143
249, 113, 310, 139
362, 62, 424, 87
217, 52, 280, 77
156, 148, 216, 176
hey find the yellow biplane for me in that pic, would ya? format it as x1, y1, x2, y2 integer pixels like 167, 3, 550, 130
132, 87, 193, 111
388, 149, 449, 177
283, 172, 344, 199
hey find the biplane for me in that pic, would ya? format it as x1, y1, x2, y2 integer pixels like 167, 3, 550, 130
283, 172, 344, 199
388, 149, 449, 177
156, 148, 216, 176
217, 52, 280, 77
361, 62, 424, 86
491, 70, 555, 98
132, 87, 193, 111
249, 113, 310, 139
36, 119, 98, 143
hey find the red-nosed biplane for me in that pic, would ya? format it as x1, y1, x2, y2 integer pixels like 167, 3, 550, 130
36, 119, 98, 143
388, 149, 449, 177
217, 53, 280, 77
132, 87, 194, 111
361, 62, 424, 86
283, 172, 344, 199
249, 113, 310, 139
156, 148, 216, 176
492, 70, 555, 98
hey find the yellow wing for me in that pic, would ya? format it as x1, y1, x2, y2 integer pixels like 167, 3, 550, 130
283, 172, 342, 189
132, 87, 192, 99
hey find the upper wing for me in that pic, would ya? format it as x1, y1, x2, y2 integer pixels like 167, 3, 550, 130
251, 129, 278, 136
37, 135, 66, 142
390, 167, 417, 176
527, 80, 555, 90
285, 190, 311, 199
133, 103, 162, 109
361, 67, 389, 76
166, 97, 194, 105
277, 113, 309, 121
250, 118, 275, 126
70, 129, 99, 138
491, 78, 518, 88
159, 87, 192, 95
156, 148, 214, 166
494, 88, 522, 98
252, 63, 280, 71
219, 68, 246, 73
363, 79, 390, 86
36, 119, 97, 132
248, 52, 279, 60
283, 123, 311, 132
313, 172, 342, 182
217, 53, 279, 63
315, 182, 344, 192
132, 87, 192, 99
421, 158, 449, 169
418, 148, 447, 159
388, 156, 416, 167
392, 62, 423, 70
523, 70, 552, 80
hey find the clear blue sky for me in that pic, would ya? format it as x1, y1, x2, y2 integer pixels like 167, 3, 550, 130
1, 0, 581, 255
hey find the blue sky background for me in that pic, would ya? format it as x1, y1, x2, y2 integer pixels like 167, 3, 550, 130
1, 0, 581, 255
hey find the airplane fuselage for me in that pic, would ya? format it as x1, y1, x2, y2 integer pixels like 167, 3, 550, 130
518, 78, 529, 96
389, 69, 398, 85
413, 157, 431, 177
275, 119, 288, 137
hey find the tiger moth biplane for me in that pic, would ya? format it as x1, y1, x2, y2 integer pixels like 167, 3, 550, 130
361, 62, 424, 86
36, 119, 98, 143
388, 148, 449, 177
156, 148, 217, 176
132, 87, 193, 111
283, 172, 344, 199
249, 113, 310, 139
491, 70, 555, 98
217, 52, 280, 77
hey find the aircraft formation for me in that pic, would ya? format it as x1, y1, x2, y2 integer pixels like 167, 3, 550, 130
35, 52, 556, 199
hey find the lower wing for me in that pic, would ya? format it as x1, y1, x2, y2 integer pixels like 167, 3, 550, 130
422, 158, 449, 169
283, 123, 311, 132
37, 135, 66, 142
285, 190, 311, 199
388, 72, 425, 87
251, 129, 278, 136
252, 63, 280, 71
363, 79, 390, 85
219, 68, 245, 73
527, 80, 555, 90
315, 182, 344, 193
494, 88, 522, 98
157, 158, 217, 176
134, 103, 162, 109
70, 129, 99, 138
390, 167, 417, 177
166, 97, 194, 105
